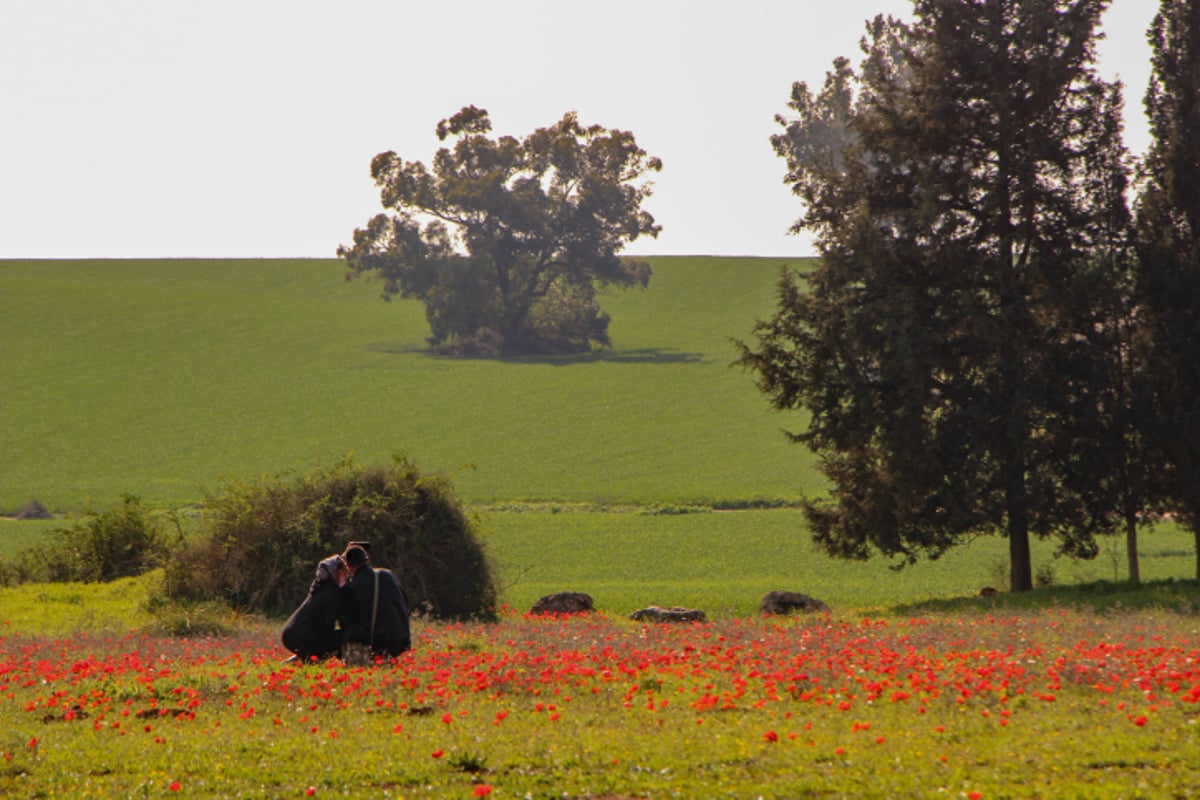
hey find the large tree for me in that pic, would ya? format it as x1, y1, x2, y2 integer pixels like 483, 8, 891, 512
737, 0, 1130, 591
338, 106, 661, 355
1135, 0, 1200, 578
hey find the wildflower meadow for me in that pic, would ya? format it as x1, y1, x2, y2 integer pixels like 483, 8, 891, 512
3, 603, 1200, 798
5, 257, 1200, 797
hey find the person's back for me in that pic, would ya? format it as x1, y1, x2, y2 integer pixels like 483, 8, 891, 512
339, 546, 411, 658
281, 555, 345, 661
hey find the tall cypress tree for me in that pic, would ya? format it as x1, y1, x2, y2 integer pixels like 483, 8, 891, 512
739, 0, 1130, 591
1135, 0, 1200, 578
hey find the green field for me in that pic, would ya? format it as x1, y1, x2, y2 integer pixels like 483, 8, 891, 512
2, 256, 1195, 616
478, 508, 1198, 615
6, 258, 1200, 798
0, 256, 812, 513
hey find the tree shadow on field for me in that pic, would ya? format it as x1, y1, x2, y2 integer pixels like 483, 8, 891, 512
500, 347, 708, 367
366, 341, 708, 366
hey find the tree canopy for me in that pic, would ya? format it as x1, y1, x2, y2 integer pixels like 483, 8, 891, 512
738, 0, 1130, 591
338, 106, 661, 355
1135, 0, 1200, 578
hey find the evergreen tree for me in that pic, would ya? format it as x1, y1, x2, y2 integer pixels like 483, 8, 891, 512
1135, 0, 1200, 578
738, 0, 1130, 591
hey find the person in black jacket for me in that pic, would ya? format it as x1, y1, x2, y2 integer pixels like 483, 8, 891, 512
338, 544, 411, 659
281, 554, 346, 662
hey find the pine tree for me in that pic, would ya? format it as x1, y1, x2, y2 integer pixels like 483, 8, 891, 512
1135, 0, 1200, 578
739, 0, 1130, 590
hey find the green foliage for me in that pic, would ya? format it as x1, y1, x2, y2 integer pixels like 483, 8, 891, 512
338, 105, 661, 355
1135, 0, 1200, 575
0, 572, 158, 634
743, 1, 1130, 591
447, 751, 489, 774
166, 456, 497, 621
140, 595, 244, 638
10, 495, 167, 584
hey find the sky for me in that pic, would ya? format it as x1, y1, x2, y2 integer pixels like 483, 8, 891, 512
0, 0, 1159, 260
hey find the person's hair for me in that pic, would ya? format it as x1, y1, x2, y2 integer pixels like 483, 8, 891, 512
316, 554, 343, 583
343, 544, 369, 568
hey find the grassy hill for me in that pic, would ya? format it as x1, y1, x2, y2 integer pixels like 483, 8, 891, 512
3, 256, 1192, 614
1, 256, 815, 512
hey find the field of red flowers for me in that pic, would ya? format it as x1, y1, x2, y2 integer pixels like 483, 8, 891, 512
3, 608, 1200, 798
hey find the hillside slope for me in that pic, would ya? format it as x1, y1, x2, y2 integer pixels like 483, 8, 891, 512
1, 256, 819, 511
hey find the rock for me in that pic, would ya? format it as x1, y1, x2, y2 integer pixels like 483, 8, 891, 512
629, 606, 707, 623
759, 590, 831, 616
530, 591, 595, 615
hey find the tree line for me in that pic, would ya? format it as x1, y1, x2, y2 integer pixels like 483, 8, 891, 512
736, 0, 1200, 591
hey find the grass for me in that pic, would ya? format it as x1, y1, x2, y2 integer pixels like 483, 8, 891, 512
0, 519, 60, 559
5, 256, 1200, 796
3, 514, 1196, 631
6, 255, 1189, 610
6, 506, 1193, 620
4, 507, 1195, 620
0, 573, 159, 635
478, 508, 1198, 615
3, 586, 1200, 798
0, 256, 810, 513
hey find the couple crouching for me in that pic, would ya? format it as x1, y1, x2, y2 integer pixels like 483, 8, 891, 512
280, 543, 411, 664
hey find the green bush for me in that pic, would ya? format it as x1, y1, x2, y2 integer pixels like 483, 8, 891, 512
14, 497, 51, 520
13, 494, 167, 583
141, 595, 244, 638
166, 455, 497, 621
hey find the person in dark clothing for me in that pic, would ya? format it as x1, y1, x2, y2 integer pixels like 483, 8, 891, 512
281, 555, 346, 662
338, 544, 411, 659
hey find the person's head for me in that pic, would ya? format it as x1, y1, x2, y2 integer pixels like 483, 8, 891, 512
343, 544, 370, 574
316, 555, 343, 585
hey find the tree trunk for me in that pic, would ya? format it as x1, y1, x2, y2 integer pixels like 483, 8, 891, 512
1007, 469, 1033, 591
1003, 373, 1033, 592
1125, 508, 1140, 585
1009, 521, 1033, 592
1004, 428, 1033, 592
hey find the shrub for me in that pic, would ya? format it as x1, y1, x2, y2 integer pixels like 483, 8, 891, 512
14, 497, 51, 520
166, 455, 497, 621
15, 494, 167, 583
141, 595, 244, 638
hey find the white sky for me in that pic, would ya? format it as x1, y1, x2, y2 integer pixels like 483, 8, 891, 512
0, 0, 1157, 259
